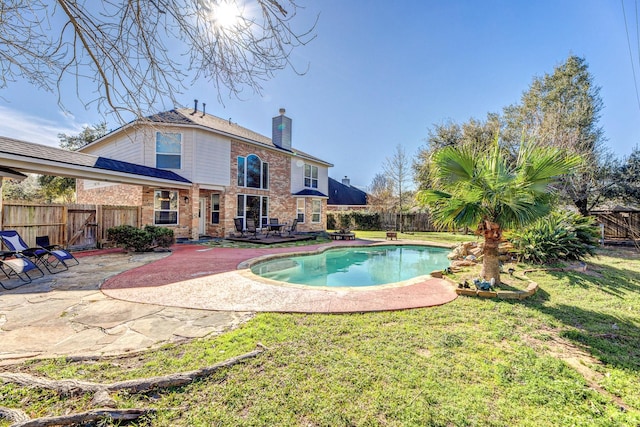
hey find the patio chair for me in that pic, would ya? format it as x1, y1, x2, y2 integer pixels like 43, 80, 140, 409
285, 219, 298, 237
0, 256, 44, 290
234, 218, 247, 237
36, 235, 79, 268
0, 230, 77, 274
246, 218, 260, 239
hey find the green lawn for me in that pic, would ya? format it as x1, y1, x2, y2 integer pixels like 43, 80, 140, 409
2, 236, 640, 426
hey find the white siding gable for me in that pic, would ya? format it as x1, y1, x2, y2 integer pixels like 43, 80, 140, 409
192, 129, 231, 186
80, 132, 144, 164
290, 158, 329, 196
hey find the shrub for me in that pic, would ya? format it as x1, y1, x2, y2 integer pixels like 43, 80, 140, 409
107, 225, 174, 252
327, 211, 381, 231
144, 225, 175, 248
327, 213, 336, 230
508, 211, 599, 264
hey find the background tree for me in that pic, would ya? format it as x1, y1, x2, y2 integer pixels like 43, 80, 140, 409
502, 55, 609, 215
1, 175, 43, 202
607, 146, 640, 205
0, 1, 316, 118
382, 144, 412, 232
418, 141, 580, 285
413, 114, 500, 191
367, 173, 394, 214
58, 122, 108, 151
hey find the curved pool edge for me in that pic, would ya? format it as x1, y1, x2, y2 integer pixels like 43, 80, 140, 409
100, 241, 460, 314
237, 240, 455, 270
240, 241, 455, 292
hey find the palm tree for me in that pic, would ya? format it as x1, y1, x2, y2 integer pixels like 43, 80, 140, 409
418, 140, 580, 285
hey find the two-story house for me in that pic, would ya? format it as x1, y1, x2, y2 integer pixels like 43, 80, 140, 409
76, 106, 332, 240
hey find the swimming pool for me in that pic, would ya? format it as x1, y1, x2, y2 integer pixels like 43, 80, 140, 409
250, 245, 450, 287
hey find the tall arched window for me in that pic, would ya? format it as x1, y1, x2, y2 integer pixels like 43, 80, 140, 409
237, 154, 269, 189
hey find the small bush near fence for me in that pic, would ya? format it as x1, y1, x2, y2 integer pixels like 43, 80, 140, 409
107, 225, 175, 252
327, 212, 381, 231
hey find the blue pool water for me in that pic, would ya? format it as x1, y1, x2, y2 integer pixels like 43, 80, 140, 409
250, 245, 450, 287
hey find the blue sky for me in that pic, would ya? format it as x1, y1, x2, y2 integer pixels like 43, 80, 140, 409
0, 0, 639, 190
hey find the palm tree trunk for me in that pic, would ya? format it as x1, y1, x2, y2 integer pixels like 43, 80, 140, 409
481, 236, 502, 285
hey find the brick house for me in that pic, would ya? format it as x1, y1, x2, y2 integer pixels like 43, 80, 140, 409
77, 107, 332, 239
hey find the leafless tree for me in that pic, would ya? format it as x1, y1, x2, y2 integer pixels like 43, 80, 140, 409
382, 144, 412, 232
0, 0, 316, 119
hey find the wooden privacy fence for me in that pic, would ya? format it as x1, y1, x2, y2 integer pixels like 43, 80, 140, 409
0, 203, 141, 249
590, 210, 640, 241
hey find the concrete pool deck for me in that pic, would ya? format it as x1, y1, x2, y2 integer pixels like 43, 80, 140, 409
101, 240, 458, 313
0, 239, 457, 363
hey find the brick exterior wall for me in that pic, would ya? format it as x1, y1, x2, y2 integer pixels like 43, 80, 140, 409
223, 140, 326, 236
76, 137, 328, 239
76, 180, 142, 205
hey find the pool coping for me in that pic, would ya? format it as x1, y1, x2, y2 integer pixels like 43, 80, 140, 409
238, 241, 455, 292
101, 241, 460, 313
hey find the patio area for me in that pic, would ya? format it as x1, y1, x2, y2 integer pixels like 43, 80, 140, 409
101, 239, 457, 313
0, 239, 457, 363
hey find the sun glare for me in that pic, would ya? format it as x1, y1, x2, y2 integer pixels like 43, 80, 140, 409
213, 1, 240, 29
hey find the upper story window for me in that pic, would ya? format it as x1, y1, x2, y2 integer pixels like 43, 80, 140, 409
304, 164, 318, 189
156, 132, 182, 169
237, 154, 269, 189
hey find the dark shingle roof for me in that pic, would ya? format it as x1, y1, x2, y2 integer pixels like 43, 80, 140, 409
94, 157, 191, 183
293, 189, 328, 197
328, 177, 367, 206
146, 110, 196, 125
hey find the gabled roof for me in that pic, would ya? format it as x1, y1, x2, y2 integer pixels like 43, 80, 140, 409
88, 108, 333, 167
0, 136, 191, 188
328, 177, 367, 206
293, 189, 328, 198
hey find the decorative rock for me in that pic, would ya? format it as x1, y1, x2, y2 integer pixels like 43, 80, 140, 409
430, 270, 443, 278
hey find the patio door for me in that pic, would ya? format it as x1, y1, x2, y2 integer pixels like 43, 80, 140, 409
237, 194, 269, 228
198, 197, 206, 236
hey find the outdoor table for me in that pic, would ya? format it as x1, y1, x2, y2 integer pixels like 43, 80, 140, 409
266, 223, 286, 237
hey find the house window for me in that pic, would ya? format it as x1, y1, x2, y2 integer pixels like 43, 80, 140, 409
304, 164, 318, 188
211, 194, 220, 224
237, 154, 268, 189
156, 132, 182, 169
312, 199, 322, 223
237, 156, 245, 186
237, 194, 269, 227
154, 190, 178, 225
296, 198, 305, 223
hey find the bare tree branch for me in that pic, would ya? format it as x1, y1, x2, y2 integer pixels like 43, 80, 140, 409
0, 0, 317, 120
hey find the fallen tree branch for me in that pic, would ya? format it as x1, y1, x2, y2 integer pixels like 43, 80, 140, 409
0, 406, 30, 423
0, 345, 267, 425
12, 408, 153, 427
0, 345, 266, 396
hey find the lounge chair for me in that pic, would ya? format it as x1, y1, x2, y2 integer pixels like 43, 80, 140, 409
36, 235, 79, 268
234, 218, 247, 237
0, 256, 44, 290
0, 230, 78, 274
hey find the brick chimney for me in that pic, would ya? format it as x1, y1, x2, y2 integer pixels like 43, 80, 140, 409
272, 108, 292, 150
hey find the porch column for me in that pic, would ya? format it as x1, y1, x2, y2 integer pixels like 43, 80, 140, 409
190, 184, 200, 240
